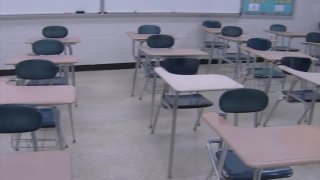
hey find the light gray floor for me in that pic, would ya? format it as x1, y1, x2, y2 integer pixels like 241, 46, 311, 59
0, 64, 319, 180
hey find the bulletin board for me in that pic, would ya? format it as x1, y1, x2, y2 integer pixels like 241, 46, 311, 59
241, 0, 295, 16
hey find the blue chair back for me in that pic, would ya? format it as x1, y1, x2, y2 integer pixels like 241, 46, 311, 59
32, 39, 65, 55
147, 34, 174, 48
15, 59, 59, 80
161, 58, 200, 75
42, 26, 68, 38
138, 25, 161, 34
219, 88, 268, 113
202, 21, 222, 28
306, 32, 320, 43
221, 26, 243, 37
270, 24, 287, 32
0, 104, 42, 133
247, 38, 272, 51
280, 57, 311, 73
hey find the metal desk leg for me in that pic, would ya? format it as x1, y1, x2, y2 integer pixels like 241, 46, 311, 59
52, 106, 67, 149
68, 104, 76, 143
206, 37, 216, 73
253, 169, 262, 180
168, 91, 179, 178
150, 73, 158, 128
130, 40, 142, 97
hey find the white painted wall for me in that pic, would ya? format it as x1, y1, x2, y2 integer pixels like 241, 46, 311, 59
0, 0, 319, 70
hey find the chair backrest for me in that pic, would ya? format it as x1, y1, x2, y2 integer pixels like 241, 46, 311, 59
306, 32, 320, 43
42, 25, 68, 38
270, 24, 287, 32
221, 26, 243, 37
138, 25, 161, 34
32, 39, 65, 55
161, 58, 200, 75
15, 59, 59, 80
147, 34, 175, 48
247, 38, 272, 51
0, 104, 42, 133
219, 88, 268, 113
202, 20, 222, 28
280, 57, 312, 73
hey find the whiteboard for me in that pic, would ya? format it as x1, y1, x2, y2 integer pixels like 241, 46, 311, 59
0, 0, 100, 15
0, 0, 241, 15
105, 0, 241, 13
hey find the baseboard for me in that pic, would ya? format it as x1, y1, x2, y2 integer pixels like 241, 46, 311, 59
0, 58, 263, 76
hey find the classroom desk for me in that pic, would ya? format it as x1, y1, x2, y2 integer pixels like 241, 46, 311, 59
199, 25, 222, 72
264, 30, 307, 50
240, 45, 316, 92
141, 47, 208, 128
203, 112, 320, 180
277, 65, 320, 124
154, 67, 244, 178
0, 150, 72, 180
216, 35, 248, 78
302, 41, 320, 58
5, 54, 78, 87
0, 78, 76, 149
25, 37, 81, 55
127, 31, 157, 97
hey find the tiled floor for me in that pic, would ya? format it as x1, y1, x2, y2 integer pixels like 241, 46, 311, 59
0, 64, 319, 180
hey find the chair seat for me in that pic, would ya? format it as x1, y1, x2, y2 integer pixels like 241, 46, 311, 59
273, 46, 300, 52
216, 150, 293, 180
163, 94, 213, 109
27, 77, 68, 86
39, 108, 57, 128
224, 53, 254, 61
247, 68, 285, 78
282, 90, 320, 102
205, 41, 229, 49
143, 63, 160, 78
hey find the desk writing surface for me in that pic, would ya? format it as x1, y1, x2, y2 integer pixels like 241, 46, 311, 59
5, 54, 78, 65
140, 47, 208, 57
25, 37, 81, 45
0, 150, 72, 180
217, 35, 248, 43
302, 42, 320, 46
278, 65, 320, 85
154, 67, 243, 92
264, 30, 307, 38
241, 46, 317, 61
203, 112, 320, 169
0, 78, 75, 105
126, 31, 153, 41
200, 26, 221, 34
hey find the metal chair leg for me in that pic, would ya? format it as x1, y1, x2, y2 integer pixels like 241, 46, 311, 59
30, 131, 38, 151
68, 104, 76, 143
262, 98, 284, 126
193, 108, 204, 131
151, 102, 162, 134
206, 139, 223, 180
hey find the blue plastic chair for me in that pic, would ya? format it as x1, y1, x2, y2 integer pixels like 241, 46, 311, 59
242, 38, 285, 91
42, 25, 68, 38
269, 24, 299, 52
139, 34, 175, 100
15, 59, 67, 86
151, 58, 213, 133
206, 88, 293, 180
0, 104, 42, 151
218, 26, 252, 76
263, 57, 320, 126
